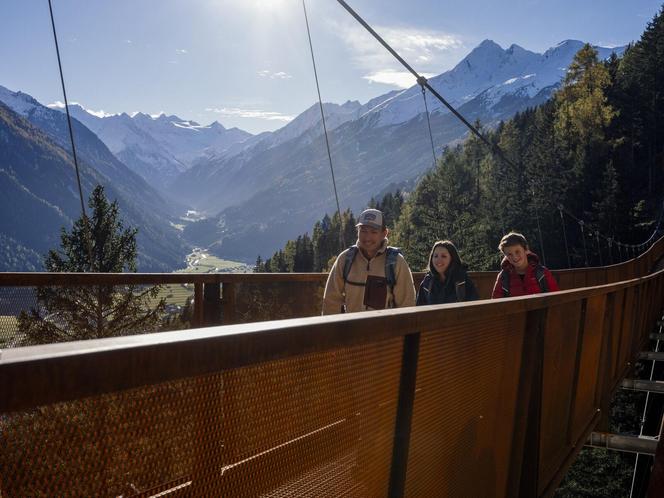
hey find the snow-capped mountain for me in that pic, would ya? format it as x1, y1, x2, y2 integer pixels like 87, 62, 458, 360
199, 97, 397, 164
365, 40, 624, 127
47, 103, 253, 190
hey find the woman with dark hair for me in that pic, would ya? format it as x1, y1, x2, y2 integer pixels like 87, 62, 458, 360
416, 240, 479, 305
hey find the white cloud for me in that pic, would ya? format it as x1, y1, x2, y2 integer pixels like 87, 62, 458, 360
338, 23, 462, 66
176, 48, 188, 55
86, 108, 116, 118
206, 107, 294, 122
333, 22, 465, 88
362, 70, 435, 89
47, 101, 116, 118
258, 69, 293, 79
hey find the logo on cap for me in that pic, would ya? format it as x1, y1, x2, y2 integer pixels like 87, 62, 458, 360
356, 208, 384, 230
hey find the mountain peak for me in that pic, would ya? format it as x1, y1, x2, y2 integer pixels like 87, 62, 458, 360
556, 39, 584, 48
507, 43, 527, 54
477, 39, 503, 50
0, 85, 41, 116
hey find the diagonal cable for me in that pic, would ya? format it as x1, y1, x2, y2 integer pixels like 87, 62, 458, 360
335, 0, 516, 170
48, 0, 95, 271
419, 80, 437, 167
302, 0, 345, 250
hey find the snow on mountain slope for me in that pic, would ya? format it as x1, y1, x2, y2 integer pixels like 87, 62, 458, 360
367, 39, 625, 127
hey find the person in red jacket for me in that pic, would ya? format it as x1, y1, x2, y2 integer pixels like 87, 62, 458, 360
491, 232, 559, 298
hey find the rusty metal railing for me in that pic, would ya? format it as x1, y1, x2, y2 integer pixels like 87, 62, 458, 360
1, 259, 663, 496
1, 234, 663, 349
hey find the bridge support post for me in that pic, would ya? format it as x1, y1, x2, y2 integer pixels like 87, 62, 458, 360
203, 282, 222, 326
506, 308, 547, 497
387, 332, 420, 498
222, 282, 237, 325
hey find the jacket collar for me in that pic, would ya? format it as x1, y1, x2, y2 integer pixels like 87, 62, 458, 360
355, 238, 388, 260
500, 252, 540, 272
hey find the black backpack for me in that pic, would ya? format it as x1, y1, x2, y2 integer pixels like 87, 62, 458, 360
499, 265, 549, 297
422, 271, 467, 303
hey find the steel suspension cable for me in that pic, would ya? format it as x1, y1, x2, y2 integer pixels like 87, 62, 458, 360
595, 231, 603, 266
419, 80, 437, 167
302, 0, 345, 250
607, 237, 614, 264
48, 0, 95, 271
579, 221, 589, 267
558, 205, 572, 268
531, 187, 546, 265
335, 0, 516, 171
559, 200, 664, 264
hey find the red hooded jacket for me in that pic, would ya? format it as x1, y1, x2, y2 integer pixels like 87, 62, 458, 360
491, 252, 559, 298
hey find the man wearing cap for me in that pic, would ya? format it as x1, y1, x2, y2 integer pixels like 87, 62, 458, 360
322, 208, 416, 314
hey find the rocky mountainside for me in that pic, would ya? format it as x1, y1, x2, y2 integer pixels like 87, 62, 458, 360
0, 96, 187, 271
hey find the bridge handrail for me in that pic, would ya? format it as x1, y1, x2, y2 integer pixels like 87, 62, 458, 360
0, 270, 659, 414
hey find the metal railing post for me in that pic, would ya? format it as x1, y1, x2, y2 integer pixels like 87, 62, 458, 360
203, 282, 222, 326
193, 282, 204, 328
506, 308, 547, 497
222, 282, 236, 324
387, 332, 421, 498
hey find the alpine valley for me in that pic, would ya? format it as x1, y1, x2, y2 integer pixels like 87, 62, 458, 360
0, 39, 623, 268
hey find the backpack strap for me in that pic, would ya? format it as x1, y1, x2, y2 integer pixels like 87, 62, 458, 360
384, 247, 401, 292
499, 269, 510, 297
342, 246, 364, 289
384, 246, 401, 308
535, 265, 549, 293
455, 280, 467, 301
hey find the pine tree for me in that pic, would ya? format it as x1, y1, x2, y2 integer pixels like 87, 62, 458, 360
254, 255, 264, 272
17, 185, 164, 344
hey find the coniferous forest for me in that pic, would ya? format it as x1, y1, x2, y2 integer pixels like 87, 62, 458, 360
257, 7, 664, 276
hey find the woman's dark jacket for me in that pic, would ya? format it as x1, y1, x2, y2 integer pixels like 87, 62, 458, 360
416, 265, 479, 305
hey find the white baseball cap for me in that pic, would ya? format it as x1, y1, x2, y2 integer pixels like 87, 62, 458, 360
356, 208, 384, 230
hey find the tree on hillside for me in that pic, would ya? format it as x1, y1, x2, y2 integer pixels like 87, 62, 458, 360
554, 44, 616, 220
17, 185, 164, 344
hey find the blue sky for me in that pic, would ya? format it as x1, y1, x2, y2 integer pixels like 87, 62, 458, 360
1, 0, 661, 134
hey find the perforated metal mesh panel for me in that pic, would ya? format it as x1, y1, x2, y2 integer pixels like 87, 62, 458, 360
404, 315, 525, 498
0, 337, 403, 497
0, 287, 39, 347
0, 284, 172, 348
1, 375, 202, 497
538, 301, 583, 492
233, 281, 324, 322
